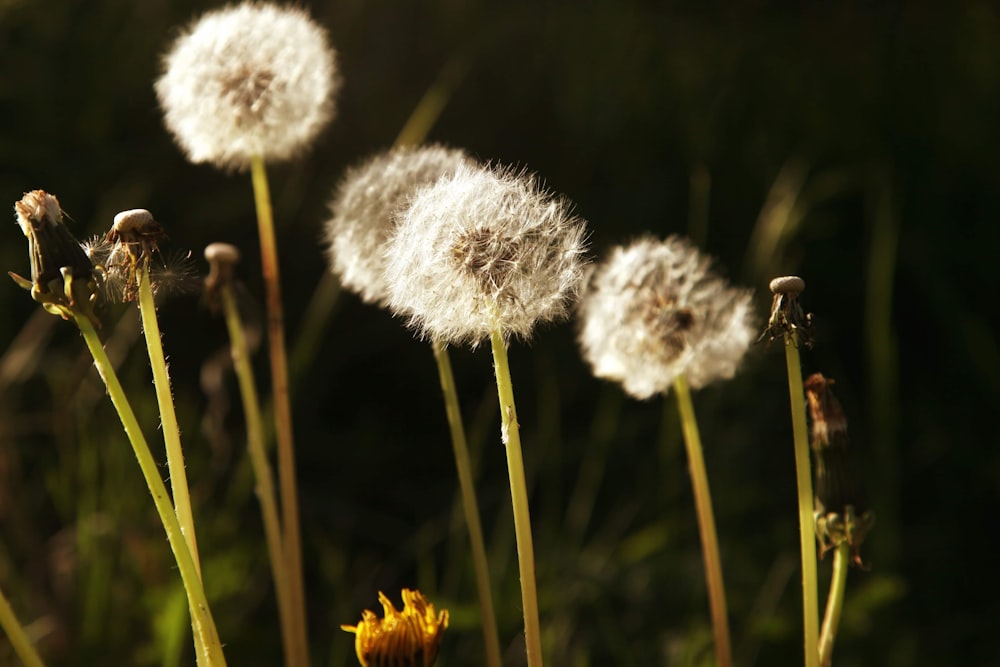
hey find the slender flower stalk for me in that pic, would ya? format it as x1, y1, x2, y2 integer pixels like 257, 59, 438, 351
9, 191, 227, 666
673, 374, 731, 667
432, 338, 503, 667
577, 236, 755, 667
0, 583, 46, 667
819, 541, 850, 667
156, 6, 341, 662
385, 163, 589, 667
107, 209, 202, 579
765, 276, 819, 667
205, 242, 293, 666
489, 323, 543, 666
249, 155, 309, 667
325, 146, 501, 667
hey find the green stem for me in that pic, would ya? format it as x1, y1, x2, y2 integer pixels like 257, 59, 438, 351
219, 284, 294, 666
0, 582, 46, 667
136, 265, 205, 664
431, 338, 502, 667
488, 327, 543, 667
818, 542, 850, 667
250, 154, 309, 667
74, 314, 226, 666
137, 266, 202, 575
672, 374, 732, 667
783, 335, 820, 667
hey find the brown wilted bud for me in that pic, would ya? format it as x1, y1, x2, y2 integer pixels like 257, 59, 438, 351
805, 373, 875, 565
9, 190, 102, 326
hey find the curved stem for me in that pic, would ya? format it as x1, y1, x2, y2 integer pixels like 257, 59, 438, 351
431, 338, 502, 667
0, 582, 46, 667
220, 284, 294, 666
783, 334, 820, 667
672, 375, 732, 667
488, 327, 543, 667
250, 155, 309, 667
818, 542, 850, 667
74, 314, 226, 666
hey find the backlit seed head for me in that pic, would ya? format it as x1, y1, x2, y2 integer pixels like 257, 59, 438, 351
324, 145, 475, 307
384, 163, 589, 346
577, 235, 755, 399
155, 2, 340, 170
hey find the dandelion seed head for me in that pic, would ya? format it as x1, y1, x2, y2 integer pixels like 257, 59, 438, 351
384, 163, 589, 346
324, 145, 474, 307
578, 235, 755, 399
155, 1, 339, 170
769, 275, 805, 295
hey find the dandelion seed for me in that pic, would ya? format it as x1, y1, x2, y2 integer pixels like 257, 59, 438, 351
341, 589, 449, 667
155, 1, 340, 170
577, 235, 755, 399
324, 144, 475, 307
384, 162, 589, 346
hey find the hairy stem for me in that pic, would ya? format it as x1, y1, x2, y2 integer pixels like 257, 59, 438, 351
75, 314, 226, 666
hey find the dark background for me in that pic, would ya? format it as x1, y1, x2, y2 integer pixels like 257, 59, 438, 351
1, 1, 997, 665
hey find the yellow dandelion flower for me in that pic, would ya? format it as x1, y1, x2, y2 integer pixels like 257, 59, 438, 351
341, 589, 449, 667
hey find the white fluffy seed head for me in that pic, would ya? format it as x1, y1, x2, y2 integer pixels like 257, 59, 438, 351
155, 2, 339, 170
324, 145, 475, 307
578, 235, 756, 399
384, 163, 589, 346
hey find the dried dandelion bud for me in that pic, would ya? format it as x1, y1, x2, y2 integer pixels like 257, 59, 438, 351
760, 274, 813, 348
155, 2, 340, 170
203, 242, 241, 304
577, 235, 755, 400
384, 163, 589, 345
9, 190, 102, 326
324, 144, 475, 307
804, 373, 875, 564
341, 589, 449, 667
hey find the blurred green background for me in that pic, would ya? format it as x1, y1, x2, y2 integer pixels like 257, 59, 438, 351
2, 0, 997, 665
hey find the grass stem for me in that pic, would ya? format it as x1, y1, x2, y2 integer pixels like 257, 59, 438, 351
672, 374, 732, 667
0, 582, 46, 667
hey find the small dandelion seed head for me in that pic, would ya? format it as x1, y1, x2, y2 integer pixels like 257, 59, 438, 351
324, 144, 475, 307
384, 162, 589, 346
155, 1, 340, 170
577, 235, 756, 399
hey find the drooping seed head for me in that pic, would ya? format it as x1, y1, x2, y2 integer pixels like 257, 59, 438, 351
155, 2, 340, 170
384, 162, 589, 346
577, 235, 755, 399
324, 144, 475, 307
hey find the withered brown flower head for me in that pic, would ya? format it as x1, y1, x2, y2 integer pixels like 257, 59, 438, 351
9, 190, 102, 326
